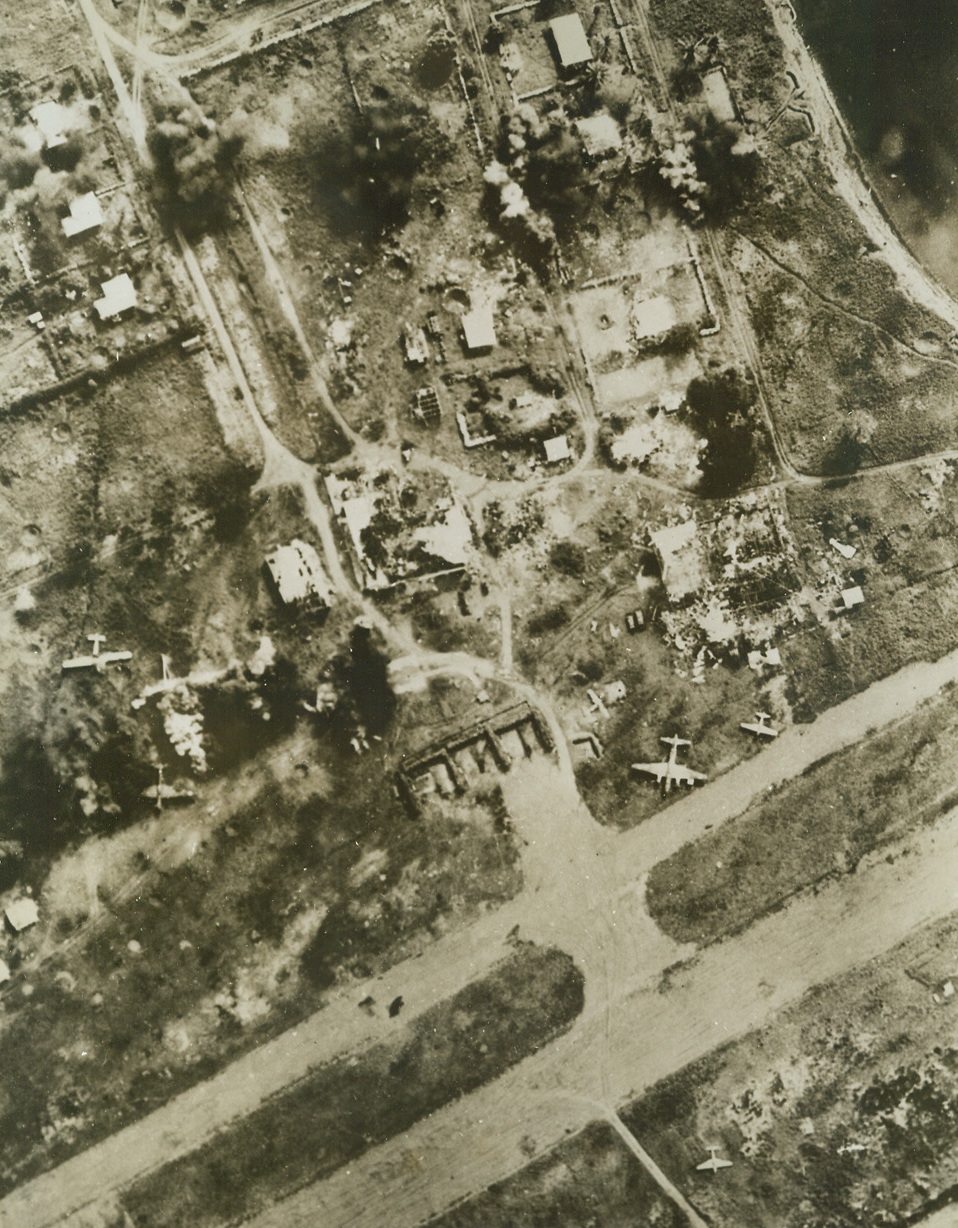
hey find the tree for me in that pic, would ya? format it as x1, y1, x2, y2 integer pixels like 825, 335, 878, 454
685, 366, 761, 494
827, 408, 878, 474
148, 78, 248, 235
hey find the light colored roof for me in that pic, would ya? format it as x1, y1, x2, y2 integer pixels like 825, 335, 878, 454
841, 585, 865, 609
30, 100, 70, 148
403, 325, 429, 365
414, 502, 472, 567
550, 13, 593, 69
264, 540, 332, 606
62, 192, 104, 238
650, 519, 697, 557
631, 293, 678, 340
543, 434, 572, 464
5, 898, 39, 933
577, 112, 622, 158
650, 519, 708, 602
462, 306, 496, 352
700, 66, 737, 123
94, 273, 137, 320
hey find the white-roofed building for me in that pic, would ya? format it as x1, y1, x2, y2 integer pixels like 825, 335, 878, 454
5, 897, 39, 933
841, 585, 865, 610
62, 192, 104, 239
543, 434, 572, 464
264, 540, 334, 613
30, 100, 70, 149
549, 13, 593, 72
94, 273, 138, 321
462, 305, 496, 353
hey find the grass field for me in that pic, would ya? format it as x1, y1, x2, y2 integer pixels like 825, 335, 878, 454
646, 683, 958, 945
429, 1119, 690, 1228
121, 944, 584, 1228
620, 910, 958, 1226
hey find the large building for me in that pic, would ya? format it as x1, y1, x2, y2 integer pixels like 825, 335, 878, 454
549, 13, 593, 73
263, 540, 334, 614
461, 305, 497, 354
94, 273, 138, 321
62, 192, 104, 239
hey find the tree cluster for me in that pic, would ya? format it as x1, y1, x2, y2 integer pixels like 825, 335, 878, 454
313, 102, 427, 239
148, 79, 248, 235
684, 366, 761, 494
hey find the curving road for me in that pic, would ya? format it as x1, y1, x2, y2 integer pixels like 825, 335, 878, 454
27, 5, 958, 1227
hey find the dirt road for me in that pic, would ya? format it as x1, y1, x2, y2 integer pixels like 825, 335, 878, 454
7, 642, 958, 1227
246, 805, 958, 1228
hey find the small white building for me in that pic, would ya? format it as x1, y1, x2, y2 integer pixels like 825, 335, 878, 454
62, 192, 104, 239
543, 434, 572, 464
402, 324, 430, 366
5, 898, 39, 934
841, 585, 865, 610
549, 13, 593, 73
94, 273, 138, 321
462, 305, 496, 353
264, 540, 334, 612
30, 100, 70, 149
576, 112, 623, 160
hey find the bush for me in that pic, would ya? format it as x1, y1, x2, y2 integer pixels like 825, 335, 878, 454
549, 540, 586, 577
685, 365, 760, 494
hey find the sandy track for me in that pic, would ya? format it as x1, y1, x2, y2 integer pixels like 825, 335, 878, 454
7, 643, 958, 1226
249, 806, 958, 1228
766, 0, 958, 333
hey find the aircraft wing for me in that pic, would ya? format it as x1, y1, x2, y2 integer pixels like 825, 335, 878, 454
697, 1156, 732, 1172
741, 721, 777, 737
632, 761, 668, 782
62, 655, 98, 670
671, 765, 707, 786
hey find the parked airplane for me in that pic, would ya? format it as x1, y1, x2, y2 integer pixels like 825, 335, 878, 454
141, 765, 195, 812
62, 633, 133, 672
740, 711, 778, 739
632, 734, 707, 792
696, 1146, 733, 1174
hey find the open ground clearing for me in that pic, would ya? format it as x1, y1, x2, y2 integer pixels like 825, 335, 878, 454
621, 908, 958, 1227
236, 799, 958, 1228
647, 680, 958, 944
0, 674, 522, 1195
5, 0, 958, 1223
436, 906, 958, 1228
431, 1119, 689, 1228
646, 0, 958, 475
121, 943, 583, 1228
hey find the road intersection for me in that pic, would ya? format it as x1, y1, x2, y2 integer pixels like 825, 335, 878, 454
6, 639, 958, 1225
13, 2, 958, 1225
